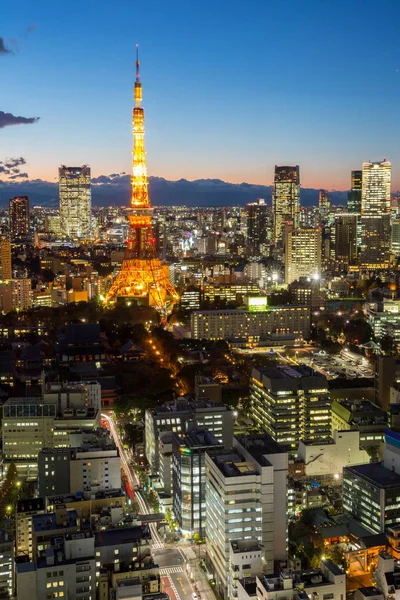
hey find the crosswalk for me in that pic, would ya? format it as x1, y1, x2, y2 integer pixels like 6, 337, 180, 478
152, 541, 165, 550
160, 566, 184, 576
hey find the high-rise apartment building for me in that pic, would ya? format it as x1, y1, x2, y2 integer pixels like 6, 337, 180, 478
0, 278, 32, 313
360, 159, 391, 269
9, 196, 29, 239
319, 189, 330, 217
205, 434, 288, 599
0, 239, 12, 280
285, 227, 321, 283
273, 166, 300, 242
59, 165, 91, 240
333, 213, 358, 270
250, 365, 331, 451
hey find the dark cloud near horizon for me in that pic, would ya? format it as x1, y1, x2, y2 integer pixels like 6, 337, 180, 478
0, 157, 28, 179
0, 38, 13, 54
0, 111, 40, 128
8, 172, 28, 179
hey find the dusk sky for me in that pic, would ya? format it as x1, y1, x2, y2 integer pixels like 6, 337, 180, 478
2, 0, 400, 190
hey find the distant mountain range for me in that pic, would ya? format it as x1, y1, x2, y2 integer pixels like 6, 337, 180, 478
0, 174, 350, 207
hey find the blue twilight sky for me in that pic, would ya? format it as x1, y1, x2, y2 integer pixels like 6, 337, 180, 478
2, 0, 400, 189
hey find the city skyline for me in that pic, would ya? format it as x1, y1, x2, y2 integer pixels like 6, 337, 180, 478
2, 0, 400, 189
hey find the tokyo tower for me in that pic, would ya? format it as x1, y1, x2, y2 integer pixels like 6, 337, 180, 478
104, 46, 179, 314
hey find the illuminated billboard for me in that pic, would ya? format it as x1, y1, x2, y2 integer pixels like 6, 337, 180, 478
247, 296, 268, 312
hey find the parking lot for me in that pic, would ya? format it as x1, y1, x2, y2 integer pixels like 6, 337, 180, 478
300, 348, 374, 380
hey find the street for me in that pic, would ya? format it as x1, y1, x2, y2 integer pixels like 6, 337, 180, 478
102, 413, 210, 600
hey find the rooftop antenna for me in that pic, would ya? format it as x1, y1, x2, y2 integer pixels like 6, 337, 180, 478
136, 44, 140, 82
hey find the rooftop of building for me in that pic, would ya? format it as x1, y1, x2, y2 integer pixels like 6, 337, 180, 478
3, 396, 55, 406
46, 489, 124, 505
332, 398, 387, 420
253, 365, 327, 391
94, 524, 151, 547
293, 564, 343, 587
344, 462, 400, 488
207, 448, 258, 478
174, 429, 221, 450
230, 539, 262, 554
238, 579, 257, 597
235, 433, 286, 460
356, 587, 384, 597
33, 510, 79, 533
149, 398, 229, 416
195, 375, 218, 385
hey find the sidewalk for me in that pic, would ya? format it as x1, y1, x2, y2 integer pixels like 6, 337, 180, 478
184, 547, 216, 600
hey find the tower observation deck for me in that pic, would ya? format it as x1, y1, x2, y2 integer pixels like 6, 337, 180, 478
104, 46, 179, 314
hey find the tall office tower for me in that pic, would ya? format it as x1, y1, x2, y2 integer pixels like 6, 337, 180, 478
284, 227, 321, 283
319, 189, 330, 217
205, 434, 288, 599
272, 165, 300, 243
348, 170, 362, 213
348, 169, 362, 249
59, 165, 91, 240
0, 239, 12, 279
9, 196, 29, 239
333, 213, 358, 270
245, 198, 271, 255
360, 159, 391, 269
104, 47, 179, 314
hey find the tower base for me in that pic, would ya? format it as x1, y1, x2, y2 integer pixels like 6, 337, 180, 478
104, 258, 179, 315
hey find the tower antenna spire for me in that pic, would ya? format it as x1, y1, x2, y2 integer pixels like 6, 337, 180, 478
136, 44, 140, 82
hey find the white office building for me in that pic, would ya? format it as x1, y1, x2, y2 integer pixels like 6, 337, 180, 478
205, 434, 288, 599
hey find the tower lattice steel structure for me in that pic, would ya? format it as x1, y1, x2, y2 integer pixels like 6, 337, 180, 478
104, 47, 179, 314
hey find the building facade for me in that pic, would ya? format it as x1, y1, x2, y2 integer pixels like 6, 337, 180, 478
273, 166, 300, 243
9, 196, 30, 239
191, 306, 310, 341
2, 398, 56, 479
250, 365, 331, 451
205, 434, 288, 599
59, 165, 91, 240
0, 239, 12, 280
172, 429, 221, 537
285, 227, 321, 283
360, 159, 391, 269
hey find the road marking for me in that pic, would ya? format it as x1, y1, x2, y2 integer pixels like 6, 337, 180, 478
176, 576, 187, 595
160, 567, 184, 575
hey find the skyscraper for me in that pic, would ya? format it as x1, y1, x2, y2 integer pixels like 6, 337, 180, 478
285, 227, 321, 283
348, 170, 362, 214
348, 170, 362, 249
59, 165, 91, 240
272, 165, 300, 243
245, 198, 271, 255
319, 189, 330, 217
333, 213, 358, 271
360, 159, 391, 269
0, 239, 12, 280
9, 196, 29, 239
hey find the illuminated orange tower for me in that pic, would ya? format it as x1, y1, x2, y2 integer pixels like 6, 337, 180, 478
105, 46, 179, 313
